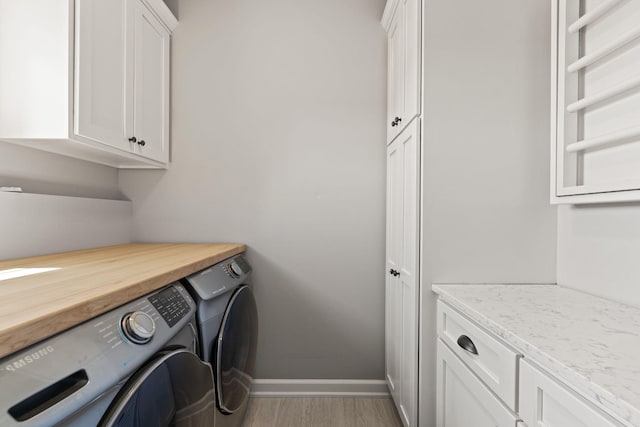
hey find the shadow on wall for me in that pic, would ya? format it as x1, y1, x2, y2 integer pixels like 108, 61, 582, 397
164, 0, 179, 18
0, 175, 128, 201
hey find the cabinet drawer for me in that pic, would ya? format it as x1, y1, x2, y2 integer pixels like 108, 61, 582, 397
437, 340, 519, 427
437, 301, 520, 410
519, 359, 625, 427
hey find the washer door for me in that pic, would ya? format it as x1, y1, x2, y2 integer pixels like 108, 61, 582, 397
99, 349, 215, 427
215, 285, 258, 414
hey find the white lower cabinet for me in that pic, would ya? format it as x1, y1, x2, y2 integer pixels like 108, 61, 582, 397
437, 340, 519, 427
436, 299, 629, 427
519, 360, 624, 427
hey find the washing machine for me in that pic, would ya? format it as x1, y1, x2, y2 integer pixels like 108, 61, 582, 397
0, 282, 215, 427
181, 254, 258, 427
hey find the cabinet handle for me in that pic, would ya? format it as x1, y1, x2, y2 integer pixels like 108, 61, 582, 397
389, 269, 400, 277
128, 137, 137, 143
138, 140, 146, 147
457, 335, 479, 355
395, 116, 402, 123
391, 120, 397, 127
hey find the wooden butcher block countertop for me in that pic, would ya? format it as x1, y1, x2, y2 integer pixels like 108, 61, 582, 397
0, 243, 245, 359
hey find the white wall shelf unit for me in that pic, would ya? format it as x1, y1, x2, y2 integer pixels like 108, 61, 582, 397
551, 0, 640, 203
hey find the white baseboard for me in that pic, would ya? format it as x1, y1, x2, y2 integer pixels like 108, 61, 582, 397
250, 379, 390, 398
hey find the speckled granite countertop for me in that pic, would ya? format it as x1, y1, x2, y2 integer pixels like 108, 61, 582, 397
432, 284, 640, 426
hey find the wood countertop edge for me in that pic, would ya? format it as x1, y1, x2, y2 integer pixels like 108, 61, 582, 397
0, 243, 246, 359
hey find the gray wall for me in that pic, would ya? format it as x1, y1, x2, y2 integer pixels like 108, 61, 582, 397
419, 0, 557, 424
558, 204, 640, 308
120, 0, 388, 379
0, 191, 131, 259
0, 143, 121, 199
0, 143, 128, 259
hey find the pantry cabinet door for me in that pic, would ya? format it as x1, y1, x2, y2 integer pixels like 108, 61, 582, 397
383, 0, 420, 144
386, 131, 403, 404
385, 0, 405, 143
133, 0, 170, 163
74, 0, 133, 152
386, 120, 420, 427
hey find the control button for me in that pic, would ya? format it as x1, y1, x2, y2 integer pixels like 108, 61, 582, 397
121, 311, 156, 344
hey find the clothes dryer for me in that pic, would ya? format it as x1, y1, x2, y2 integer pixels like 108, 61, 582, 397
182, 254, 258, 427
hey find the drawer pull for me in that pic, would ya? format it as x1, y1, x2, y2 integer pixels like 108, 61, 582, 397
457, 335, 479, 355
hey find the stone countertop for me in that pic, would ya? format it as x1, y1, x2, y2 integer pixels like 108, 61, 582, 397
432, 284, 640, 426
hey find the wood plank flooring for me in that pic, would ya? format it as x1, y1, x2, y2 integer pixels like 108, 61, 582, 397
241, 397, 403, 427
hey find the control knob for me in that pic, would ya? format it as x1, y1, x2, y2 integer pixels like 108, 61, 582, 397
121, 311, 156, 344
228, 260, 243, 277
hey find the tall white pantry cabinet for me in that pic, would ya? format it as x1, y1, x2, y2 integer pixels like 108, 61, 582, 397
382, 0, 421, 426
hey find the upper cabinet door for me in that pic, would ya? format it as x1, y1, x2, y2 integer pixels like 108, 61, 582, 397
133, 0, 170, 163
382, 0, 421, 144
74, 0, 132, 152
403, 0, 420, 125
386, 1, 405, 143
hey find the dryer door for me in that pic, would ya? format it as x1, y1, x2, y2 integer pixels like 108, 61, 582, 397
99, 349, 215, 427
215, 285, 258, 414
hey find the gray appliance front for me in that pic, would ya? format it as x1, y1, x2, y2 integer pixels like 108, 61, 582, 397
99, 349, 215, 427
0, 283, 201, 427
182, 255, 258, 427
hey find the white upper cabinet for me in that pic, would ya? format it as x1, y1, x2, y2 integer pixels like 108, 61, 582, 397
382, 0, 421, 144
0, 0, 176, 168
551, 0, 640, 203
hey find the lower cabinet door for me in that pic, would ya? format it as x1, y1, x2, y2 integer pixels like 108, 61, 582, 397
437, 340, 519, 427
519, 360, 624, 427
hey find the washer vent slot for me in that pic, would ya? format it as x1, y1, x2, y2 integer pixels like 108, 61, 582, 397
8, 369, 88, 421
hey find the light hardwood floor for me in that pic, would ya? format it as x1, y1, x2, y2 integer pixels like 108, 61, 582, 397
241, 397, 403, 427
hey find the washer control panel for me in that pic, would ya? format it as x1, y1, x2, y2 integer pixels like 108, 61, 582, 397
148, 286, 191, 327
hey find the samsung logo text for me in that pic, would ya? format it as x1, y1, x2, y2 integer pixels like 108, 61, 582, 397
5, 346, 55, 371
